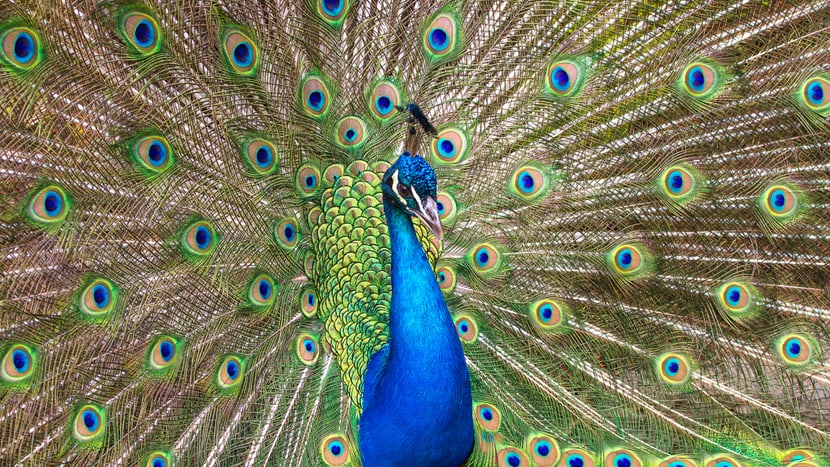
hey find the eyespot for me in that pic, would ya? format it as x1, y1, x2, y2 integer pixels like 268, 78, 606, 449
324, 164, 344, 186
335, 116, 367, 148
658, 164, 700, 205
435, 191, 459, 225
274, 218, 300, 250
454, 313, 479, 343
782, 449, 815, 465
131, 135, 174, 175
498, 447, 529, 467
713, 280, 756, 317
119, 10, 161, 56
300, 286, 319, 318
216, 355, 245, 391
145, 451, 172, 467
180, 220, 218, 257
605, 449, 643, 467
221, 27, 258, 75
72, 404, 106, 444
474, 402, 501, 431
704, 455, 740, 467
316, 0, 350, 25
436, 263, 457, 293
78, 277, 119, 319
560, 448, 596, 467
529, 299, 567, 331
240, 137, 277, 176
545, 59, 586, 97
26, 185, 70, 226
369, 80, 403, 121
467, 242, 504, 277
509, 164, 552, 202
295, 163, 321, 197
777, 333, 815, 368
681, 61, 722, 99
0, 26, 43, 70
422, 11, 460, 60
296, 333, 319, 365
656, 353, 692, 386
607, 243, 649, 279
320, 434, 350, 465
798, 75, 830, 115
2, 343, 36, 385
759, 183, 801, 225
658, 456, 696, 467
526, 433, 559, 467
148, 335, 180, 372
431, 127, 468, 164
300, 74, 331, 118
248, 273, 276, 308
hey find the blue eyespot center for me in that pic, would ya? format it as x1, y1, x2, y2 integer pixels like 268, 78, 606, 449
476, 249, 489, 266
304, 340, 315, 352
159, 341, 174, 361
715, 462, 733, 467
436, 201, 445, 215
345, 128, 356, 141
507, 453, 521, 466
786, 339, 802, 357
615, 454, 632, 467
148, 141, 166, 166
92, 284, 109, 308
689, 66, 705, 91
438, 271, 446, 281
618, 249, 633, 268
43, 191, 62, 217
376, 96, 392, 113
233, 42, 252, 67
14, 32, 35, 63
429, 28, 448, 51
552, 67, 570, 90
195, 226, 211, 250
726, 286, 741, 306
258, 280, 271, 299
540, 304, 553, 321
329, 440, 343, 456
665, 358, 680, 375
481, 408, 493, 420
256, 146, 272, 167
12, 349, 29, 372
770, 189, 786, 211
519, 172, 535, 193
308, 90, 324, 111
459, 321, 469, 333
535, 441, 550, 456
567, 454, 585, 467
152, 458, 166, 467
438, 139, 455, 156
668, 171, 683, 192
226, 360, 239, 379
284, 224, 295, 241
668, 462, 686, 467
82, 410, 99, 430
323, 0, 343, 15
305, 175, 317, 188
307, 293, 315, 306
134, 20, 154, 48
808, 82, 824, 104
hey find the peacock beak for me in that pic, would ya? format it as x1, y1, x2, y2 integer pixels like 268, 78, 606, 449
413, 196, 444, 242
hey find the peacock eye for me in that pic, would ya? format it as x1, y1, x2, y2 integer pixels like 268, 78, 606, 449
398, 184, 411, 197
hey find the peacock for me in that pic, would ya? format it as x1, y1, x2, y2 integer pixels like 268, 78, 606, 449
1, 0, 830, 465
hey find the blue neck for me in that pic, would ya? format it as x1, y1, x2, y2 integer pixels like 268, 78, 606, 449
357, 198, 473, 466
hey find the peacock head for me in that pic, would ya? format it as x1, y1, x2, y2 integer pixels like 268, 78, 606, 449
382, 152, 443, 240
